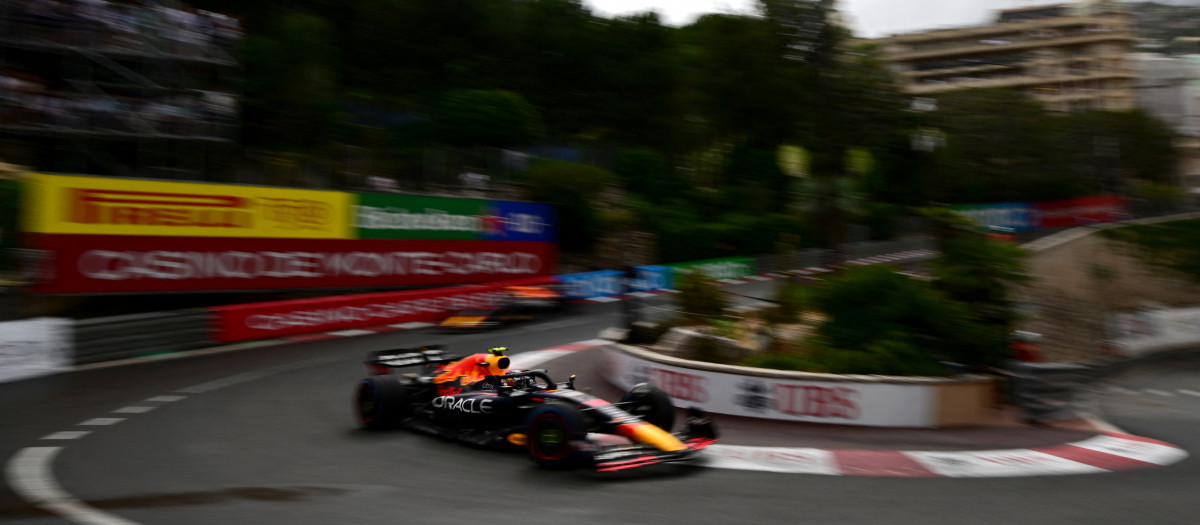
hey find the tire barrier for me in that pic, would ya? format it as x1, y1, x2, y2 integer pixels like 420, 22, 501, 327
73, 309, 210, 365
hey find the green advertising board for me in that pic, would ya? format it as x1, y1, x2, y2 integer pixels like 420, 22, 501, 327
666, 256, 755, 282
354, 194, 485, 240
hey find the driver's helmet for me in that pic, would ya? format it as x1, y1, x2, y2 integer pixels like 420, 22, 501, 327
477, 347, 510, 376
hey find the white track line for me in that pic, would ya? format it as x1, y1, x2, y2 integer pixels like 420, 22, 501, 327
6, 447, 138, 525
42, 431, 92, 440
113, 406, 155, 414
80, 418, 124, 426
144, 395, 186, 403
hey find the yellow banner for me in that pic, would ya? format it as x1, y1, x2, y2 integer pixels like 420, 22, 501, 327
24, 173, 352, 239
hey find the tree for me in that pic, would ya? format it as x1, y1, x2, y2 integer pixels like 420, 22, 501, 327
241, 11, 339, 148
614, 148, 690, 204
806, 265, 978, 375
682, 13, 803, 147
1052, 109, 1179, 194
430, 89, 545, 148
590, 14, 690, 152
922, 88, 1073, 203
521, 159, 612, 253
717, 145, 791, 213
925, 209, 1033, 366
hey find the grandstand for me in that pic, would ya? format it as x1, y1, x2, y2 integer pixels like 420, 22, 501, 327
0, 0, 241, 180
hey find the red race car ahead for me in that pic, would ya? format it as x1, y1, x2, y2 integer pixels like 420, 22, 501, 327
354, 346, 717, 472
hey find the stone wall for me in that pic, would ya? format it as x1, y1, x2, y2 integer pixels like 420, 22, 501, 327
1016, 216, 1200, 362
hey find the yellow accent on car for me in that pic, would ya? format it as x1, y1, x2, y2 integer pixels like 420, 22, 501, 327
507, 433, 528, 446
622, 422, 687, 452
439, 316, 488, 327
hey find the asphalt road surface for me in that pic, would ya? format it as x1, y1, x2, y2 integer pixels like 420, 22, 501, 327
3, 283, 1200, 525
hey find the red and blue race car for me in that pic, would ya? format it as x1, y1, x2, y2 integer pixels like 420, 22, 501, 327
353, 346, 717, 471
437, 285, 570, 330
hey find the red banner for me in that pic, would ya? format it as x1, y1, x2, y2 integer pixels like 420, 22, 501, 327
209, 276, 556, 342
27, 234, 555, 294
1036, 195, 1129, 229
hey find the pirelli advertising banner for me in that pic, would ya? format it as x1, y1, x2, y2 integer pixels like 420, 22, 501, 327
23, 174, 556, 294
26, 173, 352, 238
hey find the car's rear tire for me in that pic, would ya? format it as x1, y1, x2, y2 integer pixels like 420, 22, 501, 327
355, 376, 409, 430
523, 402, 588, 469
621, 383, 675, 431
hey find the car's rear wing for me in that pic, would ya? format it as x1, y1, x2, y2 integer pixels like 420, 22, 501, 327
365, 346, 458, 375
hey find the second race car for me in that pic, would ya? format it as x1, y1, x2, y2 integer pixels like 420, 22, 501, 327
353, 345, 717, 471
437, 284, 570, 330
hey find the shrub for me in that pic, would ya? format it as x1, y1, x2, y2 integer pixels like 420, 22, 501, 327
799, 334, 950, 376
808, 265, 982, 373
675, 269, 727, 324
762, 275, 806, 325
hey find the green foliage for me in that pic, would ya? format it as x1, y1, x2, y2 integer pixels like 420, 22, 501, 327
931, 235, 1030, 316
923, 89, 1075, 203
788, 176, 867, 247
675, 269, 728, 323
718, 145, 792, 213
809, 265, 986, 370
925, 232, 1031, 366
910, 90, 1181, 205
763, 275, 805, 325
681, 13, 804, 146
431, 89, 545, 147
615, 149, 690, 203
1102, 219, 1200, 285
241, 11, 339, 148
521, 158, 612, 253
1130, 179, 1187, 216
1053, 109, 1179, 190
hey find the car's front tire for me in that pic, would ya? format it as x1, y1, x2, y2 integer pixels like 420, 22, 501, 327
620, 383, 675, 431
523, 402, 588, 469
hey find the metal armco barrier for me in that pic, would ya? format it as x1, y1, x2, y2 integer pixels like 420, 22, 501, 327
840, 238, 935, 261
1006, 361, 1096, 425
755, 238, 935, 275
73, 309, 212, 365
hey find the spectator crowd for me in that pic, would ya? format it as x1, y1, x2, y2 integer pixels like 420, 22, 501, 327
5, 0, 242, 58
0, 1, 242, 137
0, 71, 237, 137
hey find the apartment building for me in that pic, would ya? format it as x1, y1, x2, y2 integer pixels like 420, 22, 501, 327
874, 2, 1136, 113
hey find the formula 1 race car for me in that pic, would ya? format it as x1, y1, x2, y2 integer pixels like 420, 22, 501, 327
437, 285, 569, 330
353, 346, 717, 471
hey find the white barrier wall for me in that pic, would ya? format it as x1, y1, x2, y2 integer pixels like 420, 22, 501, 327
603, 345, 946, 428
0, 317, 71, 384
1109, 307, 1200, 357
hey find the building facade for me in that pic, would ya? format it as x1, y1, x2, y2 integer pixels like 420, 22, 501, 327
874, 2, 1136, 113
